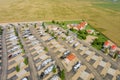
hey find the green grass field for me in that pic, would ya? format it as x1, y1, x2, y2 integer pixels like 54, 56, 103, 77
0, 0, 120, 45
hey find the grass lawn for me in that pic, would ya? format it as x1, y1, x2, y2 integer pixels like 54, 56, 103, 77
0, 0, 120, 45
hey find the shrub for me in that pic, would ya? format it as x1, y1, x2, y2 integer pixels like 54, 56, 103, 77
20, 44, 23, 49
59, 69, 65, 80
45, 28, 49, 33
16, 65, 20, 72
52, 20, 55, 24
24, 57, 28, 65
66, 31, 69, 36
62, 37, 66, 41
0, 27, 3, 35
44, 47, 48, 52
52, 66, 56, 73
34, 24, 37, 28
113, 53, 118, 59
42, 22, 45, 29
22, 49, 25, 54
54, 36, 58, 40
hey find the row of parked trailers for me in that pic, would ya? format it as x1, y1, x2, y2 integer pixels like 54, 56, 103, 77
22, 27, 60, 80
6, 28, 22, 59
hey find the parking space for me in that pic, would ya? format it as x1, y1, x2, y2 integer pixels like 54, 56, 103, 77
72, 65, 94, 80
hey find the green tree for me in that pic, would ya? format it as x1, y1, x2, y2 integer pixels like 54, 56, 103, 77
44, 47, 48, 52
52, 20, 55, 24
0, 27, 3, 35
69, 28, 74, 31
81, 34, 86, 40
16, 65, 20, 72
66, 31, 69, 36
62, 22, 65, 25
62, 37, 66, 41
22, 49, 25, 54
20, 44, 23, 49
42, 22, 45, 29
34, 23, 37, 28
56, 21, 59, 24
45, 28, 49, 33
14, 28, 18, 36
54, 36, 58, 40
104, 48, 109, 54
51, 32, 55, 37
113, 52, 118, 59
90, 78, 95, 80
52, 66, 56, 73
59, 69, 65, 80
24, 57, 28, 65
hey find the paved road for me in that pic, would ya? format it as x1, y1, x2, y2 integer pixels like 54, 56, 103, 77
1, 27, 8, 80
30, 27, 71, 80
17, 27, 38, 80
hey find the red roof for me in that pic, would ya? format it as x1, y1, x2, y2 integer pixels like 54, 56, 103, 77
87, 30, 93, 33
66, 53, 76, 61
104, 41, 110, 46
111, 45, 117, 50
77, 22, 87, 30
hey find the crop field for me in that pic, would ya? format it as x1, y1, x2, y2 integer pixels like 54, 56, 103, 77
0, 0, 120, 45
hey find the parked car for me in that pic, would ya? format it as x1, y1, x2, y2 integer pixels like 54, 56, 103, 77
47, 37, 54, 42
21, 77, 28, 80
69, 40, 74, 44
73, 42, 79, 48
73, 61, 81, 72
63, 50, 71, 56
42, 58, 52, 66
44, 65, 54, 75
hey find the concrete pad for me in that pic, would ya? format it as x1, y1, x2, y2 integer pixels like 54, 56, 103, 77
7, 71, 17, 79
8, 62, 18, 70
39, 54, 49, 60
80, 49, 88, 55
93, 57, 103, 68
99, 61, 106, 67
92, 55, 99, 61
62, 56, 78, 72
107, 68, 116, 76
38, 62, 53, 75
72, 65, 86, 80
44, 72, 53, 80
101, 63, 111, 76
86, 52, 95, 61
80, 71, 89, 80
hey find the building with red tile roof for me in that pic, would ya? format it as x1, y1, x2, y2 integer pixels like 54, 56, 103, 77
87, 29, 94, 34
110, 44, 117, 52
66, 53, 76, 61
103, 41, 110, 48
77, 21, 87, 30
